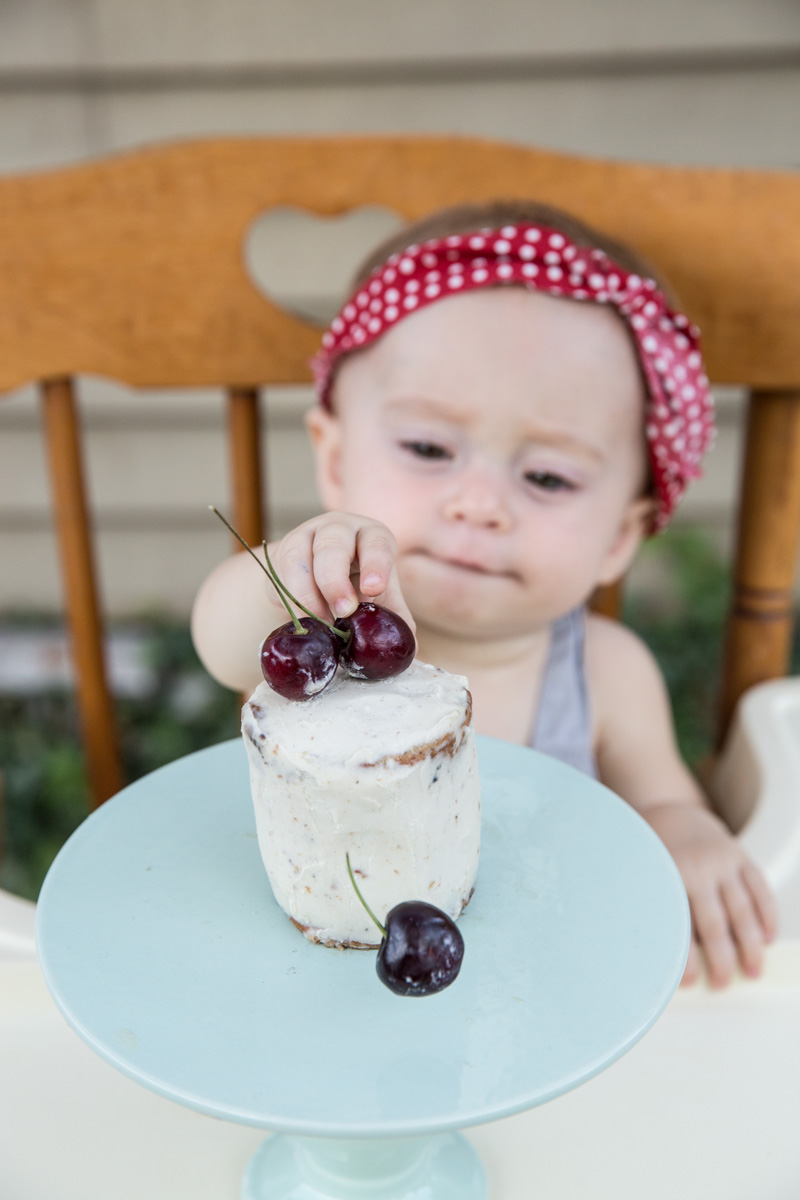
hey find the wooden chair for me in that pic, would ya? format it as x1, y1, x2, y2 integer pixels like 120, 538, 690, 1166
1, 136, 799, 809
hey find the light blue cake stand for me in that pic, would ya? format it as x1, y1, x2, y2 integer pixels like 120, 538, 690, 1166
36, 736, 689, 1199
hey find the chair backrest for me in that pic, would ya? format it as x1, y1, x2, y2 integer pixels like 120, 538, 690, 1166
2, 136, 799, 807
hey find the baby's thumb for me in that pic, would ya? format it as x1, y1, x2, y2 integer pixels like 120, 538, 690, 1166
362, 564, 416, 642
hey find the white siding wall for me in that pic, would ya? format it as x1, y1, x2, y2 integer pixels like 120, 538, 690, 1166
1, 0, 798, 613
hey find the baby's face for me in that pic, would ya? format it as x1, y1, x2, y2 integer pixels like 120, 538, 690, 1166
310, 288, 653, 641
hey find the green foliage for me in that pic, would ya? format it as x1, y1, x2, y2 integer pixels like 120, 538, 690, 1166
623, 527, 730, 767
0, 620, 238, 900
0, 695, 89, 897
624, 526, 800, 767
115, 616, 239, 784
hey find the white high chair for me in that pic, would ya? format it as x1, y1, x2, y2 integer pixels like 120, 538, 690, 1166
713, 678, 800, 939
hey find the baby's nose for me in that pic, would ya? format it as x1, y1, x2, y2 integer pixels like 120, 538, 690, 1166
442, 476, 512, 530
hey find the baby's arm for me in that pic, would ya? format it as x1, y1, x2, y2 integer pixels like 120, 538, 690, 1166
587, 615, 777, 988
191, 511, 412, 693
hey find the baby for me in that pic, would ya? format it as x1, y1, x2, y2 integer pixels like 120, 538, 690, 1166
192, 199, 777, 988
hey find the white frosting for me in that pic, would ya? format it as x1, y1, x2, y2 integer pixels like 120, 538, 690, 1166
242, 659, 481, 947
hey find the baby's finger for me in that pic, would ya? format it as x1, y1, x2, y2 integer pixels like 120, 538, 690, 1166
720, 875, 766, 979
355, 558, 416, 639
742, 860, 779, 943
691, 889, 737, 989
381, 564, 417, 637
308, 521, 361, 619
274, 531, 336, 623
354, 524, 399, 603
681, 937, 701, 987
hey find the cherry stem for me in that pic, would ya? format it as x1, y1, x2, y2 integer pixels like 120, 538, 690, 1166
262, 544, 350, 644
208, 506, 305, 634
346, 853, 386, 937
209, 506, 351, 643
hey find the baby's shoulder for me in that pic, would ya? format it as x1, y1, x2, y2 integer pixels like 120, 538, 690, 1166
583, 610, 678, 762
584, 611, 668, 704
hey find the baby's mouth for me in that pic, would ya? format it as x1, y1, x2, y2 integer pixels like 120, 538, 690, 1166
413, 549, 520, 581
443, 557, 495, 575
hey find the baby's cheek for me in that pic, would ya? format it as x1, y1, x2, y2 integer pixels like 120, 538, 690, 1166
523, 532, 606, 607
338, 454, 400, 517
353, 487, 426, 547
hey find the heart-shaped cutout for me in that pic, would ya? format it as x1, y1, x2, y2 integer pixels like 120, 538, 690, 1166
244, 205, 404, 327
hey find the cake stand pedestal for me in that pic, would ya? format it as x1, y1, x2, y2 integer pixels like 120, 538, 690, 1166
36, 736, 689, 1200
243, 1132, 483, 1198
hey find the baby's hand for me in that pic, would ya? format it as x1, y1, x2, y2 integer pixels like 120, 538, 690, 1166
268, 511, 415, 635
643, 803, 778, 987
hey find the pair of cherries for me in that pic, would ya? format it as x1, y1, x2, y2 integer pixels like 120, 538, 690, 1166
210, 508, 415, 701
263, 603, 415, 701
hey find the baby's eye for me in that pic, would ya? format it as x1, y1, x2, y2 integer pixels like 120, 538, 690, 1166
400, 440, 452, 460
524, 470, 574, 492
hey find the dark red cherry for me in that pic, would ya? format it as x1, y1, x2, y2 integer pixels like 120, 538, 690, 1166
334, 602, 415, 681
260, 617, 340, 701
376, 901, 465, 997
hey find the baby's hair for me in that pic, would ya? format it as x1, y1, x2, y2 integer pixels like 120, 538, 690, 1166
350, 198, 678, 305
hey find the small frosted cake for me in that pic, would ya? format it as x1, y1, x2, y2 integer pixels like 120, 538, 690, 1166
241, 659, 480, 947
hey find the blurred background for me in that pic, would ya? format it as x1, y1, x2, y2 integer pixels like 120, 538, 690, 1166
1, 0, 799, 896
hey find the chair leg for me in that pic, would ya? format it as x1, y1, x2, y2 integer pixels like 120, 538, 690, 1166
718, 389, 800, 746
227, 386, 265, 714
40, 377, 124, 808
227, 386, 265, 549
589, 580, 622, 621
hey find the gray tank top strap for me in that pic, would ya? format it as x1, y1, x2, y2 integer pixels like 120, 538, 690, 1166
530, 607, 598, 779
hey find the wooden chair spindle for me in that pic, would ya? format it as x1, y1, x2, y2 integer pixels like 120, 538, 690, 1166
227, 386, 265, 550
39, 376, 124, 807
718, 388, 800, 743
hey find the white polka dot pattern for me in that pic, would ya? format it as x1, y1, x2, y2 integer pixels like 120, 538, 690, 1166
311, 224, 715, 530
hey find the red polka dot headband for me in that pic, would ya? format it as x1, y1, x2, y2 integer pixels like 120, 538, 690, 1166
311, 223, 715, 530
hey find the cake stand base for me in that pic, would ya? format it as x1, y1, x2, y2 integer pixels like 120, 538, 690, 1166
242, 1132, 487, 1199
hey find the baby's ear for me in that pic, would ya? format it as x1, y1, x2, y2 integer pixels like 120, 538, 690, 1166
597, 496, 657, 586
305, 406, 344, 509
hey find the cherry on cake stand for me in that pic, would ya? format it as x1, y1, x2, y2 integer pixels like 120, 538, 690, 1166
36, 736, 689, 1200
